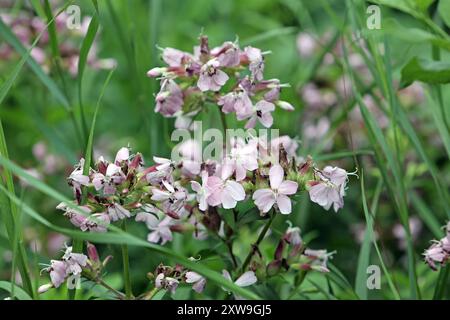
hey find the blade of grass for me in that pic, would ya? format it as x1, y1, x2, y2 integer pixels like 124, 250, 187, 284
411, 192, 444, 238
355, 177, 383, 299
314, 149, 374, 161
241, 26, 298, 46
0, 120, 34, 298
433, 265, 449, 299
426, 91, 450, 159
77, 12, 100, 141
360, 170, 401, 300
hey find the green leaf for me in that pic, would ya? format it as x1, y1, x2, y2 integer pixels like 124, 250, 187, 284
78, 13, 100, 139
383, 18, 450, 52
438, 0, 450, 28
372, 0, 434, 14
400, 57, 450, 87
151, 289, 167, 300
0, 281, 33, 300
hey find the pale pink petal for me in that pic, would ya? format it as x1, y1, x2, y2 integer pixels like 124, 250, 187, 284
269, 165, 284, 189
235, 271, 257, 287
259, 112, 273, 128
221, 191, 237, 209
222, 269, 232, 282
197, 74, 211, 92
225, 180, 245, 201
192, 278, 206, 293
191, 181, 201, 193
276, 194, 292, 214
115, 147, 129, 164
185, 271, 203, 283
213, 69, 229, 86
278, 180, 298, 195
245, 116, 257, 129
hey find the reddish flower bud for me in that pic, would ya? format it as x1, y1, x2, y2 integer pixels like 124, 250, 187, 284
87, 242, 99, 263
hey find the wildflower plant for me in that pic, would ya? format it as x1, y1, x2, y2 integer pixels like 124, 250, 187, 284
1, 0, 449, 303
38, 35, 354, 299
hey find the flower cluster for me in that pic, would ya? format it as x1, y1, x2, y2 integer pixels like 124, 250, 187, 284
149, 262, 256, 297
39, 242, 115, 296
40, 245, 88, 290
424, 222, 450, 271
43, 35, 353, 299
56, 138, 350, 245
147, 35, 294, 128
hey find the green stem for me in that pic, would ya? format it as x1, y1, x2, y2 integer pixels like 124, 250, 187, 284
121, 221, 133, 299
97, 279, 126, 300
240, 211, 276, 273
142, 287, 160, 300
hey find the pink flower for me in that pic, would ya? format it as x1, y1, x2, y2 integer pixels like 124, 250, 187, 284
151, 180, 187, 215
222, 138, 258, 181
218, 88, 252, 115
308, 166, 348, 212
155, 273, 179, 293
244, 46, 264, 81
206, 170, 246, 209
252, 165, 298, 214
177, 139, 202, 176
424, 243, 446, 270
68, 159, 90, 198
423, 222, 450, 270
162, 47, 192, 67
191, 172, 211, 211
83, 213, 110, 232
211, 41, 240, 67
185, 271, 207, 293
155, 80, 184, 116
136, 211, 174, 245
62, 246, 88, 275
92, 162, 126, 195
222, 270, 257, 299
197, 59, 229, 92
44, 246, 88, 288
240, 100, 275, 129
303, 249, 334, 273
48, 260, 68, 288
114, 147, 130, 164
107, 203, 131, 222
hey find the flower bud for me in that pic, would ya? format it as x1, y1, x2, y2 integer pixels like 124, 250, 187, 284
87, 242, 99, 263
38, 283, 53, 294
277, 100, 295, 111
146, 67, 167, 77
274, 240, 285, 260
266, 260, 282, 277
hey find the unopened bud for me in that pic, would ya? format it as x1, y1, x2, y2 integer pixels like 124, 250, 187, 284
38, 283, 53, 294
266, 260, 282, 277
277, 100, 295, 111
87, 242, 99, 263
146, 67, 167, 77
